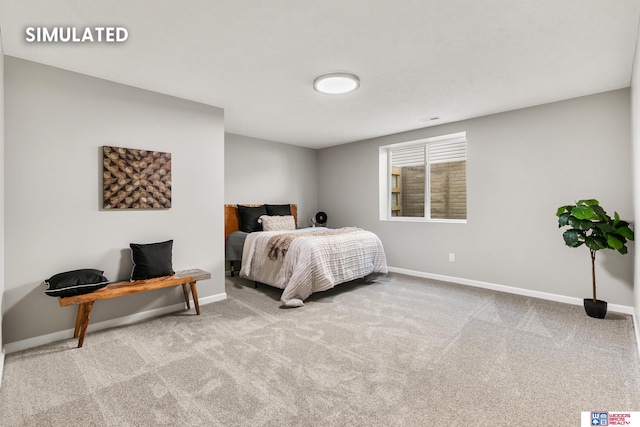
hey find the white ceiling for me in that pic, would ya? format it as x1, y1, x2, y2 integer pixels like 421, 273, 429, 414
1, 1, 639, 149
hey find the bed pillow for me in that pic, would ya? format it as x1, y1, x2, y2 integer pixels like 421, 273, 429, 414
130, 240, 175, 281
237, 205, 267, 232
259, 215, 296, 231
44, 269, 110, 297
265, 204, 292, 216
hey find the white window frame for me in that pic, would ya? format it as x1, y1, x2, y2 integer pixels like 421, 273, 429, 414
379, 132, 467, 223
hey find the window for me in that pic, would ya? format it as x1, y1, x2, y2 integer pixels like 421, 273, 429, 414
379, 132, 467, 222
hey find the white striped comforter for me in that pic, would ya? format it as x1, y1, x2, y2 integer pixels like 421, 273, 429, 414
239, 227, 387, 307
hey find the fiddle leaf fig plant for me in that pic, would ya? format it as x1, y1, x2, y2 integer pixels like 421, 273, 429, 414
556, 199, 634, 303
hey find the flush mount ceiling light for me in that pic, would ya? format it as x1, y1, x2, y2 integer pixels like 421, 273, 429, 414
313, 72, 360, 95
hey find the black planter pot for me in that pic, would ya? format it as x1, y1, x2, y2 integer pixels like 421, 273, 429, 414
583, 298, 607, 319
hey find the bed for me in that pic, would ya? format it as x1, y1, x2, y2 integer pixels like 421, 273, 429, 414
225, 204, 388, 307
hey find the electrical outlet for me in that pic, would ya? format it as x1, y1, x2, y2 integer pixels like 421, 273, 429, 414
449, 253, 455, 262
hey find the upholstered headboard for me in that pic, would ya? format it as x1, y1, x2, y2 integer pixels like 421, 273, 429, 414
224, 204, 298, 241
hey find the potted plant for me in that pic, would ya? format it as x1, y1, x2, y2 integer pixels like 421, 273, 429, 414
556, 199, 634, 318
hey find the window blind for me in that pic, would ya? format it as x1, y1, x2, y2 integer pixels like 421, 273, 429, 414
390, 146, 425, 167
429, 140, 466, 164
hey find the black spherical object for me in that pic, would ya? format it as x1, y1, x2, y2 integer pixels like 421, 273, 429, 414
315, 211, 328, 225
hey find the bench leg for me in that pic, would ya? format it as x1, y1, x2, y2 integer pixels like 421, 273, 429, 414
189, 282, 201, 315
181, 283, 191, 309
74, 304, 84, 338
76, 301, 94, 348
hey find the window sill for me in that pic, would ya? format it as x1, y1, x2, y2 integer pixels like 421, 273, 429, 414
380, 217, 467, 224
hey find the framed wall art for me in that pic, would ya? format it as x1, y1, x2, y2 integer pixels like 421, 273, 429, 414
102, 145, 172, 209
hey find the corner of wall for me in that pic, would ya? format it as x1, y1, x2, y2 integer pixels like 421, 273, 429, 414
0, 25, 6, 389
632, 9, 640, 360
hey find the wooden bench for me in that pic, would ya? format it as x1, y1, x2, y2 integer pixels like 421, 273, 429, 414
59, 268, 211, 348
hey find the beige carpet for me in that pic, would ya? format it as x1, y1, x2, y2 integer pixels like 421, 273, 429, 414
0, 273, 639, 426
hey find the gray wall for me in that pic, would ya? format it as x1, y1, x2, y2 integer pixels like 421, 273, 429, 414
319, 89, 634, 306
632, 28, 640, 333
3, 57, 225, 345
225, 133, 318, 226
0, 31, 5, 368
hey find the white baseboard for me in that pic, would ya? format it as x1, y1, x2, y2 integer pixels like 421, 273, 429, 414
4, 292, 227, 354
387, 267, 635, 315
634, 307, 640, 359
0, 350, 4, 390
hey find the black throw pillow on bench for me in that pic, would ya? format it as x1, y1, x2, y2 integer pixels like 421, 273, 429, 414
130, 239, 175, 281
44, 269, 110, 297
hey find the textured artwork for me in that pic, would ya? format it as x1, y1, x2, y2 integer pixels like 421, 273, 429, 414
103, 146, 172, 209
